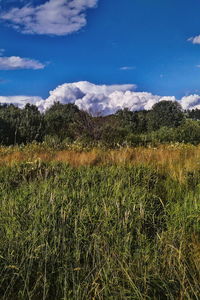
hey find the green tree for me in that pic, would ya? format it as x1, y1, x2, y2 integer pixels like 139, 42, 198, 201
0, 117, 12, 145
148, 101, 184, 131
187, 108, 200, 120
176, 119, 200, 144
44, 102, 91, 141
19, 104, 44, 143
0, 104, 21, 144
115, 109, 149, 134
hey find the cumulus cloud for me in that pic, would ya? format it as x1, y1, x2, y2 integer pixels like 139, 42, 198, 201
37, 81, 137, 115
188, 35, 200, 44
2, 81, 200, 115
33, 81, 177, 115
0, 0, 98, 36
0, 95, 43, 108
0, 56, 45, 70
180, 94, 200, 110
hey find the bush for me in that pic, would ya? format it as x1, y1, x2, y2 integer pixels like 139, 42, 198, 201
176, 119, 200, 144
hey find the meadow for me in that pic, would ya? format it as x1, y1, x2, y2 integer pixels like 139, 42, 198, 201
0, 143, 200, 299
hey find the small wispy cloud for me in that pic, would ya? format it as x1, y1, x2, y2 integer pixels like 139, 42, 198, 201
120, 66, 135, 71
0, 56, 45, 70
0, 0, 98, 36
188, 35, 200, 44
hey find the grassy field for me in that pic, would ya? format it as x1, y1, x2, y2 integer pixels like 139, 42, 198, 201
1, 143, 200, 181
0, 144, 200, 299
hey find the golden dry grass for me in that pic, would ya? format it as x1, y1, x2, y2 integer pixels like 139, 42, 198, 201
1, 143, 200, 181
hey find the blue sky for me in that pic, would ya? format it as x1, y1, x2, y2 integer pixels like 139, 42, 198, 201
1, 0, 200, 114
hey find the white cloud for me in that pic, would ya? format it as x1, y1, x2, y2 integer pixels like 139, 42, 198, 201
38, 81, 137, 114
188, 35, 200, 44
0, 95, 43, 108
35, 81, 176, 115
120, 66, 135, 71
1, 81, 200, 115
0, 56, 45, 70
0, 0, 98, 36
74, 81, 136, 95
180, 94, 200, 110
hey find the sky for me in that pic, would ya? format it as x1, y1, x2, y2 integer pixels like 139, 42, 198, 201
1, 0, 200, 114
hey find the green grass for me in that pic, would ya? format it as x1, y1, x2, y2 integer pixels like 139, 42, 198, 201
0, 162, 200, 299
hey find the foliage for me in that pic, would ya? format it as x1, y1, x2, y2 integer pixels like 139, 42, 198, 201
187, 108, 200, 120
44, 102, 92, 141
1, 100, 200, 147
0, 104, 44, 145
19, 104, 44, 143
176, 119, 200, 144
0, 104, 22, 145
148, 100, 185, 131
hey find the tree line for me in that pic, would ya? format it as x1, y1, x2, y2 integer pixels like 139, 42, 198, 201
1, 100, 200, 146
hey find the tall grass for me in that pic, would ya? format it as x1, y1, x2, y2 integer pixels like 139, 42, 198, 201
0, 161, 200, 299
1, 143, 200, 181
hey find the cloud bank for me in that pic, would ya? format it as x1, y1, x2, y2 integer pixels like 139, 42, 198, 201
0, 56, 45, 70
36, 81, 138, 115
0, 0, 98, 36
0, 95, 43, 107
1, 81, 200, 116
